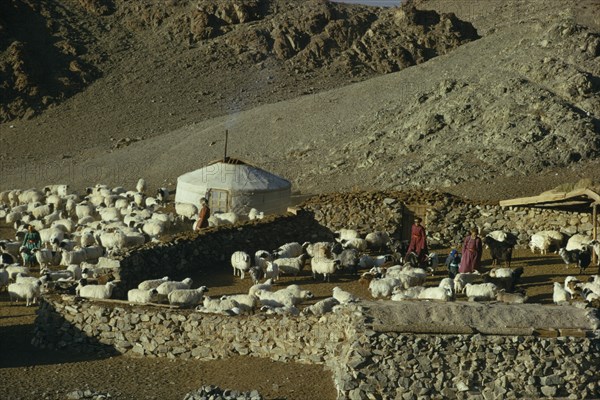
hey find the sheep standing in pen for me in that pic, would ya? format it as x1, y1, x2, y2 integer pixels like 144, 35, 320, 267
529, 231, 563, 255
273, 254, 307, 276
416, 280, 454, 302
168, 286, 209, 307
559, 247, 592, 274
311, 257, 341, 282
454, 272, 482, 294
231, 251, 251, 280
8, 281, 43, 306
264, 261, 280, 282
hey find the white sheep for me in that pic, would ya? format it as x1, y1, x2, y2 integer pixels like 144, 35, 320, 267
168, 286, 209, 307
341, 238, 368, 251
454, 272, 482, 294
274, 254, 307, 276
365, 231, 390, 250
136, 178, 147, 194
254, 288, 297, 308
302, 297, 340, 316
566, 234, 592, 251
391, 286, 425, 301
304, 242, 332, 258
248, 278, 273, 297
273, 242, 304, 259
41, 268, 73, 281
264, 261, 280, 282
97, 229, 127, 255
77, 281, 116, 299
254, 250, 272, 271
8, 281, 42, 306
231, 251, 251, 279
138, 276, 170, 290
368, 277, 401, 298
60, 248, 87, 266
332, 286, 358, 304
66, 264, 83, 280
127, 288, 160, 303
34, 248, 57, 269
385, 266, 428, 289
175, 203, 198, 221
156, 278, 193, 298
219, 293, 258, 314
6, 265, 30, 281
464, 282, 498, 301
529, 233, 553, 255
248, 208, 264, 220
311, 257, 341, 282
282, 284, 315, 305
198, 296, 240, 315
209, 212, 239, 226
417, 286, 453, 301
553, 282, 571, 304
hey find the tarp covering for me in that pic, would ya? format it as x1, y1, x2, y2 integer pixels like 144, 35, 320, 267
175, 158, 292, 215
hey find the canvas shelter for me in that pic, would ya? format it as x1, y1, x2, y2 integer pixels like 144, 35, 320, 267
175, 158, 292, 215
499, 187, 600, 268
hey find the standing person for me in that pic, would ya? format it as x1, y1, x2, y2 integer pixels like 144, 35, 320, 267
194, 197, 210, 232
459, 227, 483, 273
21, 224, 42, 267
406, 217, 428, 267
445, 249, 461, 278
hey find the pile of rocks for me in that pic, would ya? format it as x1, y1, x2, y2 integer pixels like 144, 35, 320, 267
184, 385, 262, 400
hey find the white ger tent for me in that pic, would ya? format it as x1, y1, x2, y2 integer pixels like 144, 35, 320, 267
175, 158, 292, 215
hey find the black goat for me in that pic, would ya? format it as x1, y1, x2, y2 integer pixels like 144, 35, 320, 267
483, 236, 513, 267
559, 247, 592, 274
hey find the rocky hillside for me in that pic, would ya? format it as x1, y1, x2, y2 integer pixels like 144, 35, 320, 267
0, 0, 598, 202
0, 0, 477, 122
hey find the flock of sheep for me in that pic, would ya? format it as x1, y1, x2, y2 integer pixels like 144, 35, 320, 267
1, 180, 600, 315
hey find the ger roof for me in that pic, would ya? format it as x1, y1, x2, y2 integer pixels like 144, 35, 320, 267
176, 157, 291, 191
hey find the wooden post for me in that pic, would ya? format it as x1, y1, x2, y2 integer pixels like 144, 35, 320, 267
594, 203, 598, 267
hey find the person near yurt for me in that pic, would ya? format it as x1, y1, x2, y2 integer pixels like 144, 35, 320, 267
194, 198, 210, 232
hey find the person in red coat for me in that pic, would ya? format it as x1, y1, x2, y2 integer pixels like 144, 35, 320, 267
406, 217, 428, 266
194, 197, 211, 232
459, 227, 483, 273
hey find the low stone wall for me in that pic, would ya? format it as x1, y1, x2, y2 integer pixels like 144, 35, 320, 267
300, 190, 594, 248
33, 297, 600, 399
113, 210, 334, 293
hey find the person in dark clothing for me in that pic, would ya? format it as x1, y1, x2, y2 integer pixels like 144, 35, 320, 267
21, 224, 41, 267
445, 249, 461, 279
194, 197, 211, 231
